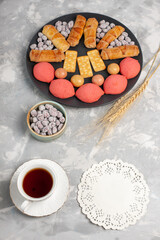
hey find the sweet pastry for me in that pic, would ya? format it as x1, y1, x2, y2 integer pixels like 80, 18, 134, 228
84, 18, 98, 48
29, 49, 65, 62
67, 15, 86, 47
76, 83, 104, 103
103, 74, 128, 94
101, 45, 140, 60
42, 25, 70, 52
33, 62, 55, 83
49, 79, 75, 99
120, 57, 140, 79
96, 25, 125, 50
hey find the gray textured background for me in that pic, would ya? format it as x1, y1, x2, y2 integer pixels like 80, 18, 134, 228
0, 0, 160, 239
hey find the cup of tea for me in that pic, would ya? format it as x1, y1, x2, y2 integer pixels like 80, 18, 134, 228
17, 163, 56, 211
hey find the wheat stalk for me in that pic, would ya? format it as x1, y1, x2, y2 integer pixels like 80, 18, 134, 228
97, 47, 160, 143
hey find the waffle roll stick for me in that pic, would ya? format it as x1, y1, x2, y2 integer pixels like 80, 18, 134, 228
97, 26, 125, 50
42, 25, 70, 52
84, 18, 98, 48
67, 15, 86, 47
101, 45, 140, 60
29, 49, 65, 62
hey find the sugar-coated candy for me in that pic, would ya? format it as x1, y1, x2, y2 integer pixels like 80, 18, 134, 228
100, 32, 105, 38
57, 111, 63, 118
116, 41, 122, 46
36, 121, 43, 129
122, 40, 128, 45
58, 124, 63, 131
63, 21, 67, 25
38, 42, 43, 48
118, 35, 124, 41
55, 21, 62, 26
106, 26, 111, 31
122, 32, 128, 37
52, 126, 58, 134
43, 45, 47, 49
39, 47, 43, 50
49, 109, 57, 117
96, 38, 100, 43
60, 117, 65, 123
37, 38, 42, 42
43, 110, 50, 118
46, 40, 52, 46
48, 116, 54, 122
96, 33, 100, 38
103, 28, 109, 33
35, 47, 38, 50
40, 132, 46, 136
37, 113, 44, 121
39, 105, 45, 111
47, 129, 52, 135
30, 109, 37, 117
110, 23, 115, 28
38, 32, 43, 37
61, 25, 66, 31
99, 20, 105, 24
57, 25, 62, 32
37, 110, 41, 115
42, 120, 49, 126
30, 116, 33, 122
110, 41, 116, 47
125, 37, 131, 43
42, 126, 49, 133
30, 44, 37, 49
33, 126, 40, 134
42, 35, 47, 41
45, 104, 53, 110
130, 41, 135, 45
68, 20, 74, 29
61, 31, 68, 38
30, 123, 35, 128
100, 23, 107, 29
105, 21, 109, 26
33, 117, 38, 123
49, 122, 55, 128
108, 46, 113, 48
56, 120, 60, 126
66, 28, 70, 34
97, 27, 102, 33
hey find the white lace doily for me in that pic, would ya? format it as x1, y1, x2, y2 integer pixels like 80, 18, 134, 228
77, 160, 149, 230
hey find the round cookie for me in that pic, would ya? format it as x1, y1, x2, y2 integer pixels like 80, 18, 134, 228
120, 57, 140, 79
33, 62, 55, 83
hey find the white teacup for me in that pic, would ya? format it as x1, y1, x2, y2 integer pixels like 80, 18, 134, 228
17, 163, 57, 211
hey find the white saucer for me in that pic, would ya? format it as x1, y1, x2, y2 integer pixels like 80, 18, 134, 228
10, 159, 69, 217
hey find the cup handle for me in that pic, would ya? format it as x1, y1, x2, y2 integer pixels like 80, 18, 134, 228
21, 200, 31, 212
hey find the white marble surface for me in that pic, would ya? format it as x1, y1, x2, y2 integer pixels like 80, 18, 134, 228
0, 0, 160, 239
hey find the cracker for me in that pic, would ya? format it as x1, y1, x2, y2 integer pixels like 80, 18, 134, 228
87, 49, 106, 72
63, 50, 77, 72
77, 56, 93, 78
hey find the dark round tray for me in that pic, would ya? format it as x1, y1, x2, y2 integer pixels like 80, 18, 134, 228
26, 12, 143, 108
